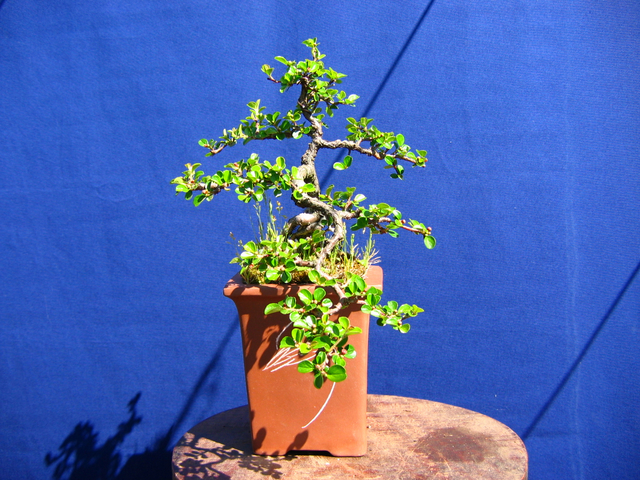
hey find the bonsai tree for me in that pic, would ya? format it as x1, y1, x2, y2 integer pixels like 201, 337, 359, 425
172, 38, 435, 389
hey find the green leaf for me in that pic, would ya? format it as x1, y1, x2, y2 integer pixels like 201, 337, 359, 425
293, 318, 307, 329
346, 326, 362, 336
312, 337, 330, 350
264, 303, 282, 315
284, 296, 297, 308
351, 217, 368, 231
313, 288, 326, 302
265, 269, 279, 281
298, 289, 313, 305
326, 365, 347, 382
366, 289, 382, 304
298, 360, 315, 373
193, 194, 206, 206
424, 236, 436, 249
344, 345, 356, 359
274, 55, 289, 65
333, 162, 345, 171
280, 336, 295, 348
292, 328, 304, 343
398, 304, 412, 314
316, 350, 327, 365
314, 373, 324, 389
327, 324, 341, 337
308, 270, 321, 284
396, 134, 405, 146
352, 275, 366, 293
281, 270, 292, 283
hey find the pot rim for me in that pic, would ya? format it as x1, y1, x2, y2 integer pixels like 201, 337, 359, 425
223, 264, 383, 298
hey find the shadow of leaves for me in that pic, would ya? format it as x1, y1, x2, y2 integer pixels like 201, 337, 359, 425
172, 405, 294, 479
44, 393, 172, 480
44, 318, 239, 480
175, 439, 287, 480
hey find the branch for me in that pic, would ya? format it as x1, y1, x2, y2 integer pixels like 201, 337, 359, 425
316, 137, 419, 165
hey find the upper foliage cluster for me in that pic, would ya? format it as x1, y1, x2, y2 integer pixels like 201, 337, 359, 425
171, 38, 435, 388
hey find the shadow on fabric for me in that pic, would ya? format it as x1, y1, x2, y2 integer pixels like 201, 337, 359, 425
522, 259, 640, 439
321, 0, 437, 187
44, 318, 238, 480
44, 393, 172, 480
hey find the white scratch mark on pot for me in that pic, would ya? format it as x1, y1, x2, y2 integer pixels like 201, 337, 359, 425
275, 321, 293, 347
301, 381, 336, 429
263, 347, 308, 372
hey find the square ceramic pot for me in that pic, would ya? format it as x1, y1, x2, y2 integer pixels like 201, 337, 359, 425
223, 266, 382, 456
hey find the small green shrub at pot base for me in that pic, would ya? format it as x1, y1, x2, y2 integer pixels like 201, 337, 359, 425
172, 38, 435, 389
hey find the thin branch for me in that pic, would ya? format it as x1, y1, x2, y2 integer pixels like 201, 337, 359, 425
316, 137, 419, 165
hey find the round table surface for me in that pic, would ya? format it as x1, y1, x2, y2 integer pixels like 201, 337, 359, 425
172, 394, 528, 480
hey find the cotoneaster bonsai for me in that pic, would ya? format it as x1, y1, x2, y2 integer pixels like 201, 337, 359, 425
172, 38, 435, 456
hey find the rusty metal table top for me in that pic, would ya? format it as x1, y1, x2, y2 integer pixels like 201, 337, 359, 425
172, 394, 528, 480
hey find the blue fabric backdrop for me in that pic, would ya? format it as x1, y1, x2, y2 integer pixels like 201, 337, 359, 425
1, 1, 639, 478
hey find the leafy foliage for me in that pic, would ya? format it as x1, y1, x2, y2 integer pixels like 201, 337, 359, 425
172, 39, 436, 387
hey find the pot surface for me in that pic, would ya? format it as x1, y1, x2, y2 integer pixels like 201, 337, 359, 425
224, 266, 383, 456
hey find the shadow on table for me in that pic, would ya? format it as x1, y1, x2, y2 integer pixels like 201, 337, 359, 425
172, 405, 299, 479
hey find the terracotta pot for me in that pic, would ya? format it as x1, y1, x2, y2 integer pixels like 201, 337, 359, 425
223, 265, 382, 456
